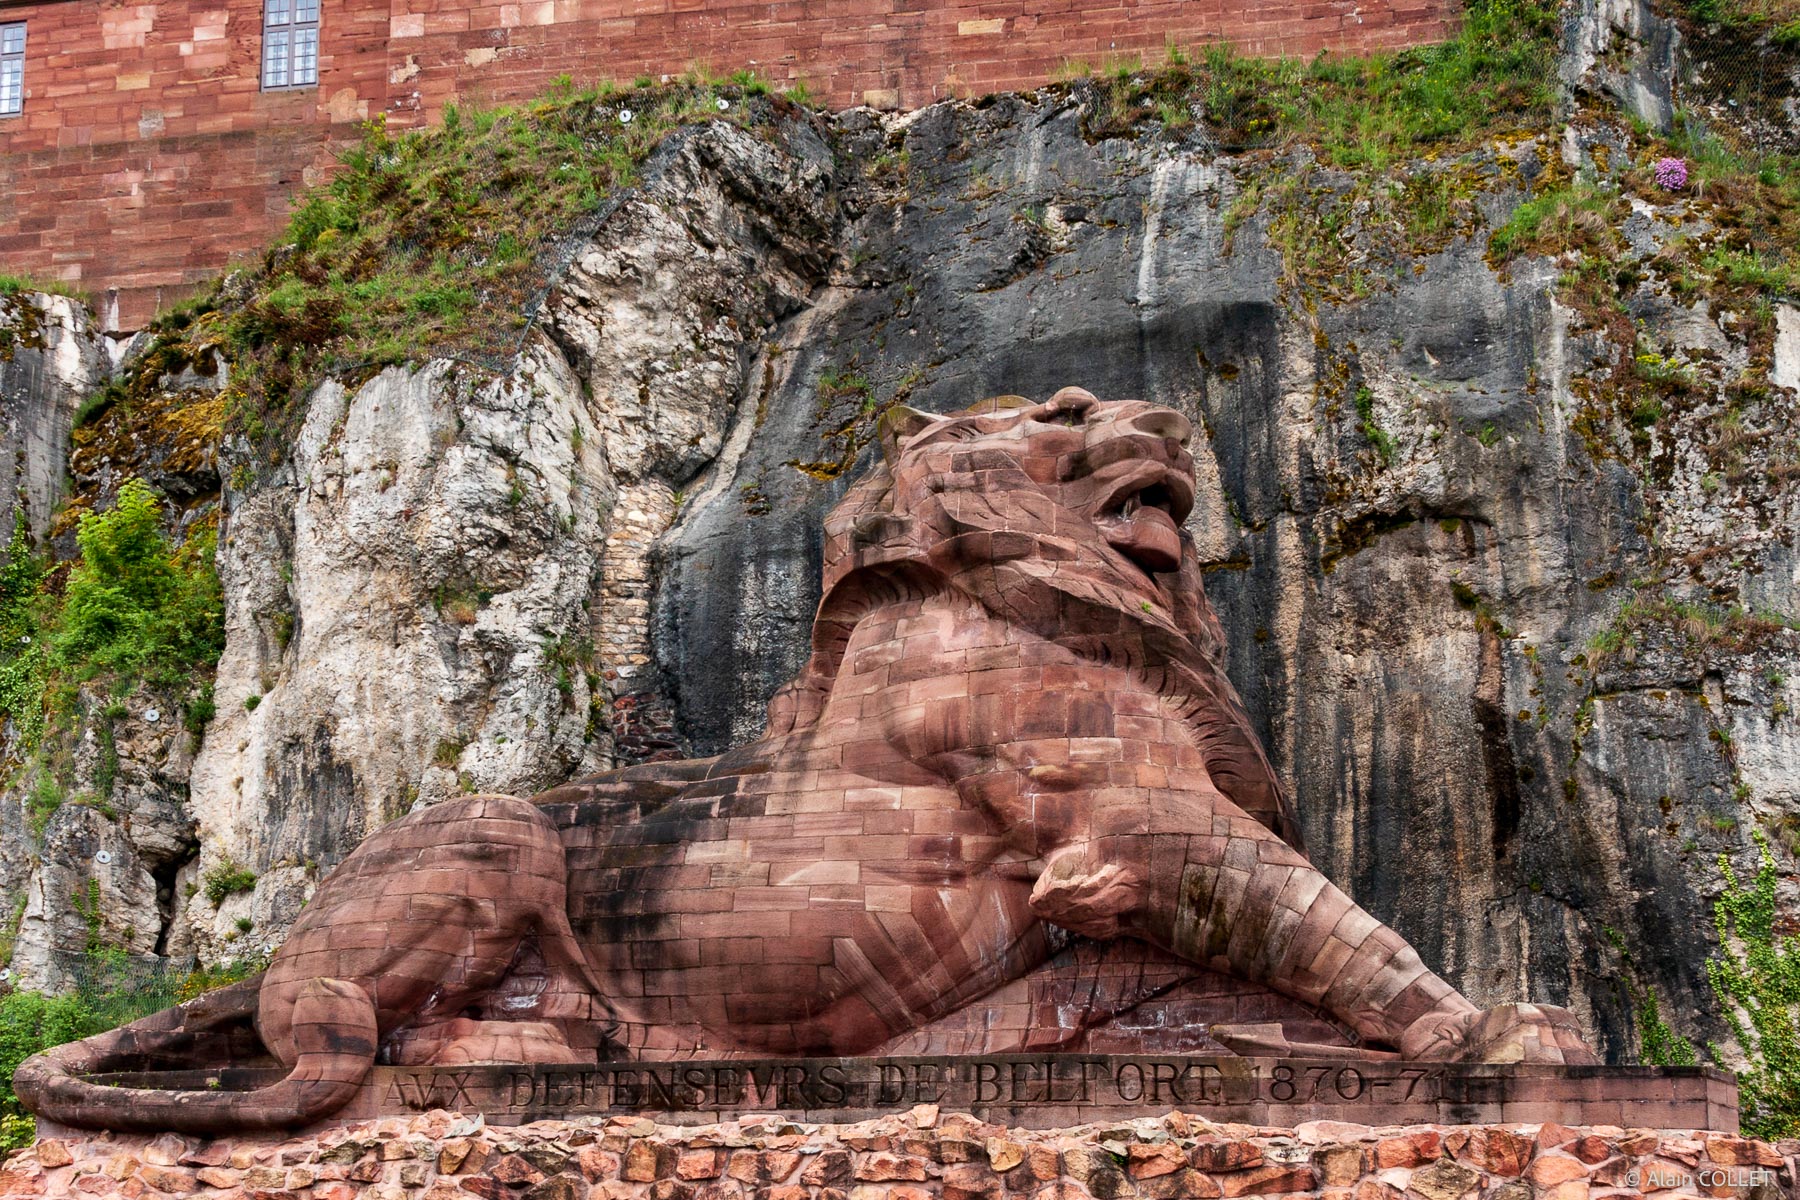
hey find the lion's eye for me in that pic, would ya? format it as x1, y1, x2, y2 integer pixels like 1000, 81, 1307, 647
1057, 411, 1082, 427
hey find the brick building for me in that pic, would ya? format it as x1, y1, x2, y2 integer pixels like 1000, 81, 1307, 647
0, 0, 1453, 328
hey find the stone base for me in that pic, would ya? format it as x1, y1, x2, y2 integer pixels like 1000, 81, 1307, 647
7, 1107, 1793, 1200
60, 1056, 1737, 1133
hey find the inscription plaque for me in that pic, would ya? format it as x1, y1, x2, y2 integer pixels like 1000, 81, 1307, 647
306, 1056, 1730, 1131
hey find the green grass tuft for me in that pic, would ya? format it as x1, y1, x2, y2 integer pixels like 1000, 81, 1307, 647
0, 273, 89, 304
135, 75, 794, 460
1082, 0, 1559, 164
1487, 183, 1624, 264
203, 861, 258, 907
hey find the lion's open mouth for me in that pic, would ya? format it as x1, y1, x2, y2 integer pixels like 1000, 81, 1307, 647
1093, 465, 1194, 575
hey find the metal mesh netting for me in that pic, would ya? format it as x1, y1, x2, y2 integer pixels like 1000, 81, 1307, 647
27, 949, 264, 1019
57, 951, 194, 1022
1679, 17, 1800, 160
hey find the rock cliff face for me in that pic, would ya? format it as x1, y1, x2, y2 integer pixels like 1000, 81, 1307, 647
0, 293, 105, 540
1, 0, 1795, 1067
177, 119, 837, 960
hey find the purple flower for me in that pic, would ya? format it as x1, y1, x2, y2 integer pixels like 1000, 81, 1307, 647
1653, 156, 1689, 191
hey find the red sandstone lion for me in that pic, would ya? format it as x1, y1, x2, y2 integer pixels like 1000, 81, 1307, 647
17, 389, 1597, 1133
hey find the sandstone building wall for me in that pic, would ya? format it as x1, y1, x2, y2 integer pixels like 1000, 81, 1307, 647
0, 0, 1455, 327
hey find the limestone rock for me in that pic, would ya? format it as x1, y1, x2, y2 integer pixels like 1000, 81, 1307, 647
0, 292, 104, 539
178, 118, 835, 960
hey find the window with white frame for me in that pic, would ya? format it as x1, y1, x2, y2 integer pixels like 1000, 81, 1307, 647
0, 24, 24, 117
262, 0, 318, 90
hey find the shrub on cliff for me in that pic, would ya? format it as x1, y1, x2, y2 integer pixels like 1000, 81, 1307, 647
0, 480, 223, 753
0, 988, 111, 1148
50, 478, 223, 687
0, 478, 223, 873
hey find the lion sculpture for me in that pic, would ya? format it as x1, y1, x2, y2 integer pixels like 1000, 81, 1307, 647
17, 388, 1597, 1133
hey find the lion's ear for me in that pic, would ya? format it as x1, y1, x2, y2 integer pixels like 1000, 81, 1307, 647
879, 406, 937, 463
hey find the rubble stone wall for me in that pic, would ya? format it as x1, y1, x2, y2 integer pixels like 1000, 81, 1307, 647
6, 1107, 1791, 1200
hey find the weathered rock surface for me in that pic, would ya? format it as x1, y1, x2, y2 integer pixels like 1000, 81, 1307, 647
180, 118, 835, 959
0, 292, 104, 539
647, 87, 1800, 1062
0, 298, 196, 992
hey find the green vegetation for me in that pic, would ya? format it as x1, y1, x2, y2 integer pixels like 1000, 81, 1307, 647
126, 72, 800, 461
1641, 114, 1800, 306
1486, 183, 1624, 265
0, 950, 267, 1150
0, 274, 88, 304
0, 990, 112, 1148
1582, 592, 1800, 671
1708, 834, 1800, 1139
1637, 987, 1700, 1066
1701, 243, 1800, 298
0, 516, 49, 751
1081, 0, 1558, 164
1353, 385, 1396, 466
785, 361, 929, 481
1608, 924, 1702, 1067
1073, 0, 1566, 298
52, 480, 223, 685
0, 483, 223, 824
203, 861, 258, 907
1682, 0, 1800, 32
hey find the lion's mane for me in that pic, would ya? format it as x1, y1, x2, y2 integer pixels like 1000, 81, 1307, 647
761, 394, 1302, 850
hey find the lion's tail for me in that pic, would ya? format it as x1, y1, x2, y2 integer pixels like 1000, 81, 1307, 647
14, 973, 377, 1134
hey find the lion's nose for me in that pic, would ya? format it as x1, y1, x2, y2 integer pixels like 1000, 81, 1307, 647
1118, 406, 1192, 446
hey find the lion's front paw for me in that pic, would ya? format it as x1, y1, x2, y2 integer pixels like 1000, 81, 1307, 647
1028, 853, 1142, 939
1402, 1003, 1600, 1065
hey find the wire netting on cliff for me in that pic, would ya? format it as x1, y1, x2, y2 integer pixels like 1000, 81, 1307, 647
1647, 0, 1800, 307
1679, 0, 1799, 160
0, 950, 265, 1147
53, 950, 190, 1024
41, 948, 265, 1019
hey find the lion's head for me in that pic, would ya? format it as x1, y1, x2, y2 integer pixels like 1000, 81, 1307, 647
763, 386, 1301, 849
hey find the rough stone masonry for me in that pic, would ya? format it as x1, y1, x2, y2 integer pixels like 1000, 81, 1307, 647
3, 1106, 1791, 1200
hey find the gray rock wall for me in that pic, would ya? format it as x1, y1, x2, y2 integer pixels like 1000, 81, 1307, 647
178, 118, 838, 961
645, 96, 1797, 1062
0, 293, 104, 539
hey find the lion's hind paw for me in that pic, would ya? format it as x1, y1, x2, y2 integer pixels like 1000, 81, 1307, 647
388, 1018, 587, 1067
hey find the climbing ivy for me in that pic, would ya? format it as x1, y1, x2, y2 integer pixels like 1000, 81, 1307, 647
1707, 832, 1800, 1139
1636, 986, 1699, 1067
